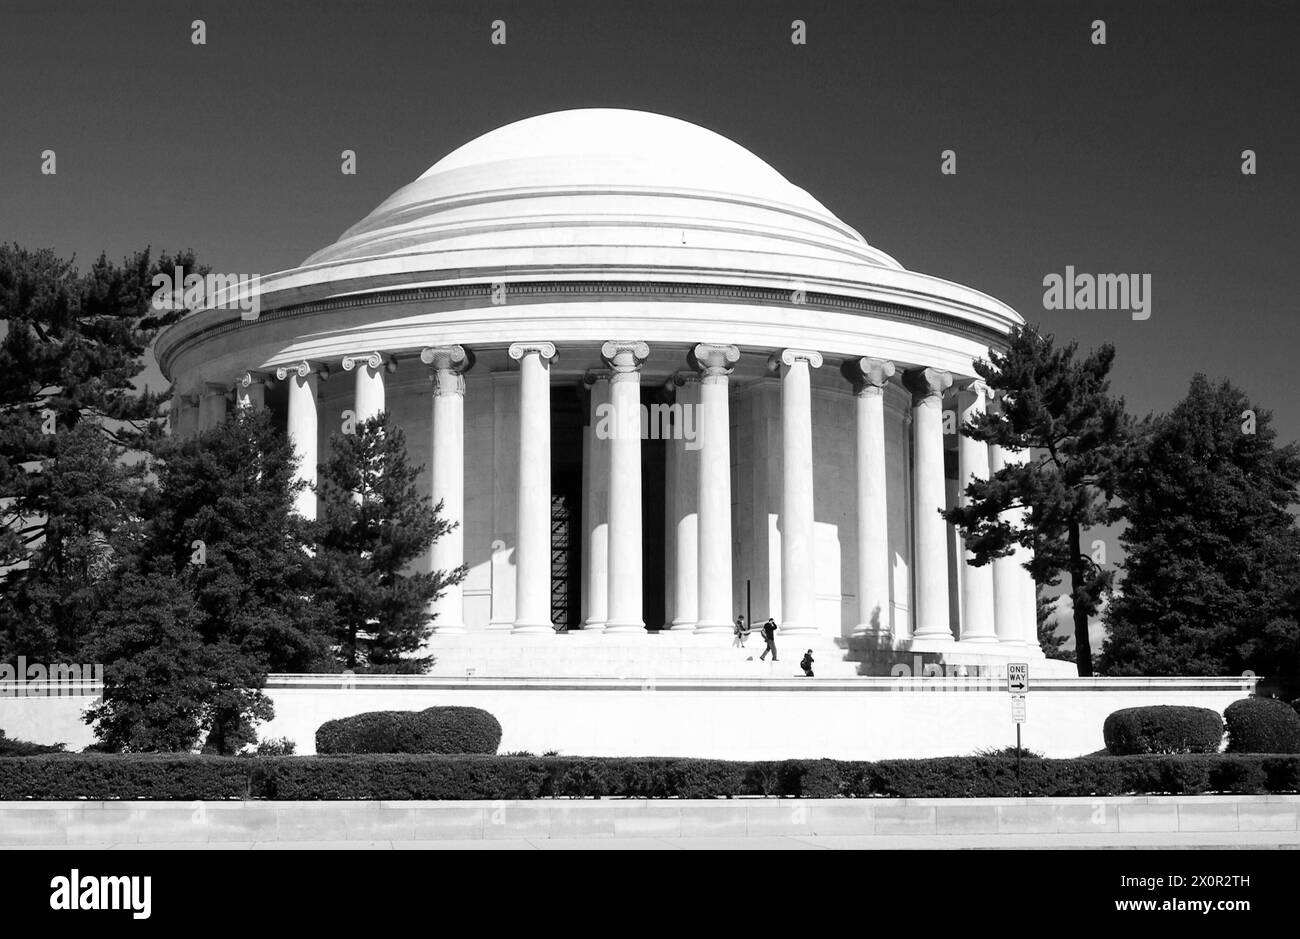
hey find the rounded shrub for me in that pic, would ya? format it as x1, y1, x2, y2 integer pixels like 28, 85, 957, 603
1102, 705, 1224, 755
315, 706, 502, 755
1224, 697, 1300, 754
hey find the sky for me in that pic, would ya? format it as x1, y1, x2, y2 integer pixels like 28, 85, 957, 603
3, 0, 1296, 647
3, 0, 1296, 445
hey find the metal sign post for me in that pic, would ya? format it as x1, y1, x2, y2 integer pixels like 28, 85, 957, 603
1008, 664, 1028, 797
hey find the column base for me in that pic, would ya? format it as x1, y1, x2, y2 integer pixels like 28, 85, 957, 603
907, 633, 959, 653
779, 625, 818, 636
510, 622, 555, 635
957, 634, 1000, 644
665, 620, 698, 631
603, 621, 647, 634
693, 621, 732, 635
581, 620, 607, 632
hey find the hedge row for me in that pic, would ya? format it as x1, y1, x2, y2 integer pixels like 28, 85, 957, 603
2, 753, 1300, 800
1225, 698, 1300, 754
316, 707, 502, 755
1103, 706, 1224, 755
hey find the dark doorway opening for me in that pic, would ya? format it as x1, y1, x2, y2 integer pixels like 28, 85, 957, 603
551, 389, 584, 631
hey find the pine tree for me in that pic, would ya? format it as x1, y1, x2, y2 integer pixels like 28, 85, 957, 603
1037, 591, 1074, 661
0, 244, 204, 662
85, 569, 272, 753
0, 422, 146, 662
310, 412, 464, 671
85, 409, 325, 752
1100, 375, 1300, 679
944, 325, 1131, 676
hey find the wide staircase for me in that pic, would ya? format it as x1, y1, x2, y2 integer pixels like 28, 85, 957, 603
423, 631, 866, 678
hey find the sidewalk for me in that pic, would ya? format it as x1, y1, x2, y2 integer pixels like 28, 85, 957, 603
9, 830, 1300, 850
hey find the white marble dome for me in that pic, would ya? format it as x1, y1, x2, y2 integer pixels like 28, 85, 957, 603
302, 108, 904, 276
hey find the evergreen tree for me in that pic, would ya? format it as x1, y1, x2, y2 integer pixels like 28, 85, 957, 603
0, 422, 146, 662
85, 569, 273, 753
1037, 591, 1074, 661
1100, 375, 1300, 680
944, 325, 1131, 676
0, 244, 204, 662
85, 409, 325, 752
310, 412, 464, 671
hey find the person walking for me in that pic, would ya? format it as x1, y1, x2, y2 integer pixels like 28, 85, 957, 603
732, 615, 747, 648
759, 617, 778, 662
800, 649, 814, 677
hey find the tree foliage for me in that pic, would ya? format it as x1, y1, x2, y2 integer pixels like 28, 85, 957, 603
944, 325, 1131, 675
309, 412, 464, 672
0, 245, 202, 663
1101, 376, 1300, 687
85, 410, 328, 752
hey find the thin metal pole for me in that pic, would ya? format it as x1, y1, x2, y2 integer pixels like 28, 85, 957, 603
746, 579, 751, 630
1016, 724, 1022, 798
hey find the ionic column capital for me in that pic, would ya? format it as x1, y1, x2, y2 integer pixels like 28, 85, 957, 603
955, 377, 993, 403
669, 370, 701, 389
769, 348, 824, 371
239, 371, 268, 389
691, 343, 740, 382
903, 366, 954, 402
601, 340, 650, 382
420, 344, 470, 371
509, 341, 558, 363
851, 357, 896, 397
341, 351, 394, 373
275, 361, 320, 382
583, 369, 612, 391
422, 345, 473, 397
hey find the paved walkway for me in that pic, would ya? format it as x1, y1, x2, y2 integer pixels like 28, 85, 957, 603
9, 830, 1300, 850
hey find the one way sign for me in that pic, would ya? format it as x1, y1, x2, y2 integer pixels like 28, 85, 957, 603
1007, 663, 1029, 694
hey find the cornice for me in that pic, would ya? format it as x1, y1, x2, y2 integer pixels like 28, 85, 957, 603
157, 280, 1014, 378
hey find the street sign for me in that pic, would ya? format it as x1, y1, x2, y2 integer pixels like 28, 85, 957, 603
1011, 693, 1027, 723
1007, 662, 1029, 694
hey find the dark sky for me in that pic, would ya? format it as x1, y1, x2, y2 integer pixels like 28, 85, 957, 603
2, 0, 1298, 442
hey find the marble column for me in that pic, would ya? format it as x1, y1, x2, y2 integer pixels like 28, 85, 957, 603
989, 435, 1020, 645
601, 340, 650, 633
342, 352, 387, 424
422, 345, 472, 634
276, 361, 319, 520
236, 372, 267, 411
583, 371, 612, 630
904, 366, 954, 643
509, 341, 557, 634
772, 348, 823, 635
200, 383, 228, 429
852, 357, 895, 638
995, 444, 1042, 652
693, 343, 739, 633
663, 375, 700, 630
956, 379, 998, 642
172, 391, 199, 437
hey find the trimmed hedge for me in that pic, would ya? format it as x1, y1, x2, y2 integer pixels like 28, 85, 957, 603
2, 753, 1298, 800
0, 754, 252, 799
1102, 705, 1224, 755
315, 706, 502, 755
1225, 697, 1300, 754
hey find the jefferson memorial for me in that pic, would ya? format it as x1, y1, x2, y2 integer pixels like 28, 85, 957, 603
156, 108, 1061, 679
